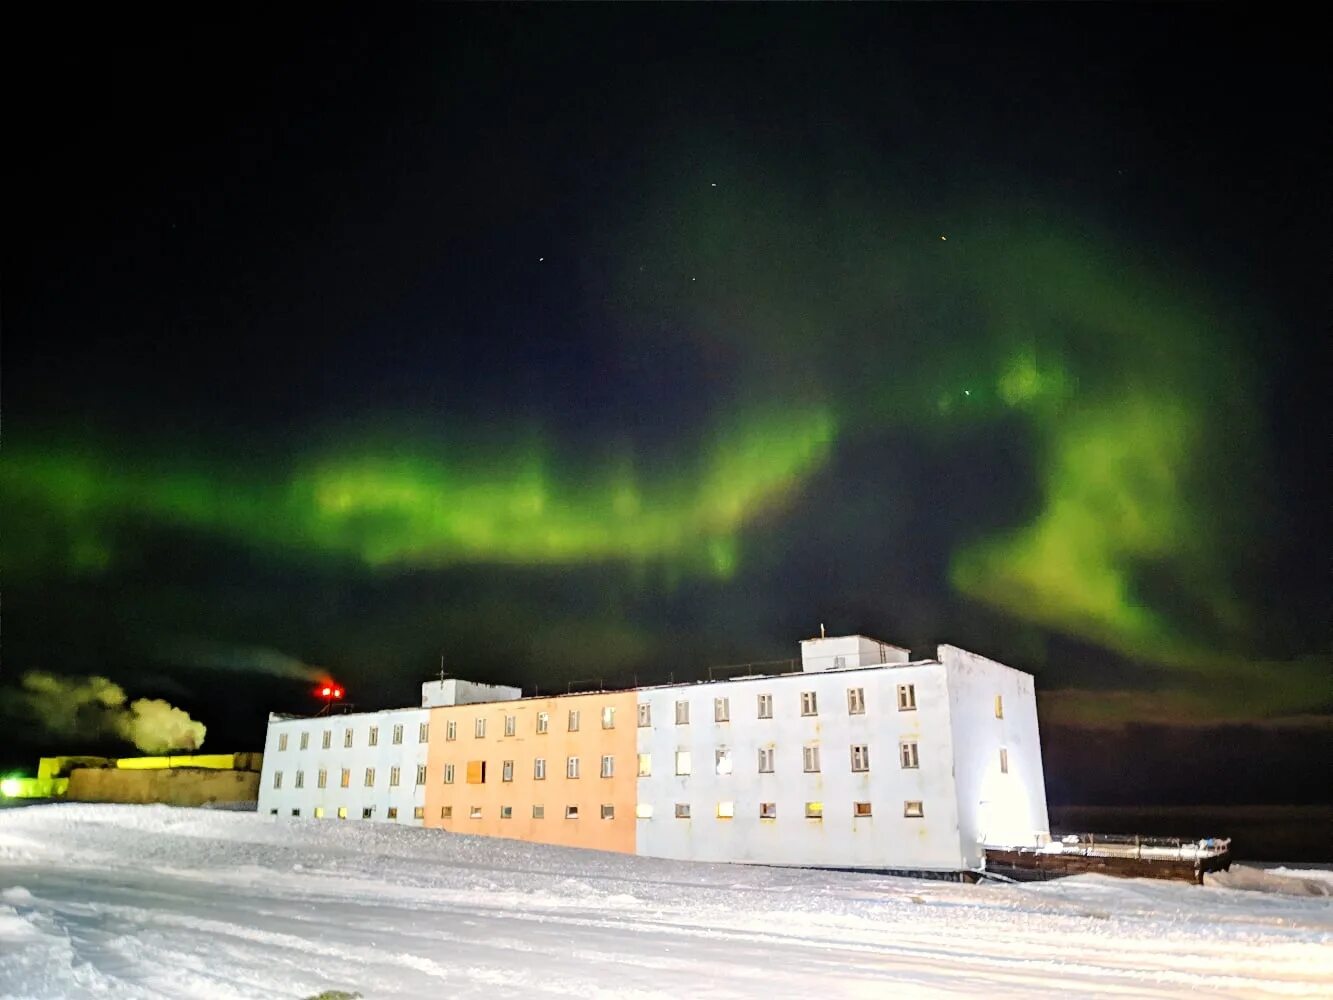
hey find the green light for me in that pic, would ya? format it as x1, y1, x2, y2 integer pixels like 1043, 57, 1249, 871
0, 407, 836, 580
1, 778, 22, 798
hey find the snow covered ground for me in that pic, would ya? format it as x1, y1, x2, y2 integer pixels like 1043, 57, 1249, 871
0, 805, 1329, 999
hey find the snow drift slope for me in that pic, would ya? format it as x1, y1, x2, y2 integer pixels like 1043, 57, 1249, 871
0, 804, 1329, 999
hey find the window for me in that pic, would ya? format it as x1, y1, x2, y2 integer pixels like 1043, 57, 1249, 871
847, 687, 866, 714
340, 768, 351, 788
503, 714, 516, 737
850, 744, 871, 772
898, 684, 917, 711
854, 801, 873, 818
413, 806, 424, 820
389, 766, 400, 787
278, 733, 288, 752
757, 747, 774, 773
714, 697, 729, 722
636, 802, 654, 819
637, 753, 652, 777
291, 808, 300, 817
601, 804, 615, 820
470, 806, 482, 819
536, 712, 549, 734
565, 805, 579, 819
500, 805, 513, 819
904, 800, 925, 818
362, 807, 374, 819
466, 760, 486, 784
337, 807, 348, 819
715, 748, 732, 775
800, 691, 818, 716
805, 802, 823, 819
419, 722, 429, 743
273, 771, 283, 789
716, 801, 734, 819
416, 764, 427, 785
675, 750, 692, 775
995, 695, 1004, 719
314, 806, 325, 819
387, 807, 398, 820
474, 718, 486, 738
757, 693, 773, 719
601, 706, 616, 729
444, 763, 455, 784
999, 748, 1009, 774
637, 703, 651, 727
900, 741, 919, 769
365, 727, 375, 747
566, 756, 580, 779
317, 769, 327, 789
568, 710, 580, 732
446, 720, 457, 741
675, 700, 690, 725
294, 770, 304, 789
534, 758, 547, 780
803, 744, 821, 773
532, 805, 545, 819
364, 768, 375, 787
675, 803, 691, 819
502, 759, 514, 782
347, 729, 357, 748
759, 802, 777, 819
392, 723, 403, 745
600, 754, 614, 778
441, 806, 452, 819
322, 730, 332, 749
300, 732, 309, 750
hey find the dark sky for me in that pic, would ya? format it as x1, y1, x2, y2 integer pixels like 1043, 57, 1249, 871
4, 6, 1329, 803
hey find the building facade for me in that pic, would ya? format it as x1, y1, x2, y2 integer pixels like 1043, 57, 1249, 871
257, 707, 431, 823
256, 634, 1050, 875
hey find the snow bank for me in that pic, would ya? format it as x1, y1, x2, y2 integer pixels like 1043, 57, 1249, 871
0, 804, 1329, 998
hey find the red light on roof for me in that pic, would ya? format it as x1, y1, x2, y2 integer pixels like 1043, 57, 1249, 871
321, 686, 332, 697
332, 688, 343, 699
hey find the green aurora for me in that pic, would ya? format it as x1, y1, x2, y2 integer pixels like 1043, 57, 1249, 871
4, 173, 1323, 718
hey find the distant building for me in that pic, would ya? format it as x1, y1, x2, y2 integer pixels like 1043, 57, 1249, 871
258, 708, 431, 823
256, 635, 1050, 877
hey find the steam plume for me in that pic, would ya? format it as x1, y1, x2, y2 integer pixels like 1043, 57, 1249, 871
18, 672, 206, 753
162, 640, 325, 681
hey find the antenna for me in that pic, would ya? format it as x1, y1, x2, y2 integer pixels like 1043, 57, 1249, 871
820, 622, 826, 639
439, 653, 446, 684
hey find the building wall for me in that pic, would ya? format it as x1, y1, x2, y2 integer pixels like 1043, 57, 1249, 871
421, 678, 522, 709
633, 662, 967, 871
940, 645, 1050, 864
423, 690, 638, 853
257, 708, 430, 823
67, 767, 259, 806
798, 635, 910, 672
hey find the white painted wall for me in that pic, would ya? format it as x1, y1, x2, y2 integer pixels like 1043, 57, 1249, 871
940, 645, 1050, 863
799, 634, 909, 672
420, 678, 522, 708
634, 660, 967, 871
257, 708, 431, 824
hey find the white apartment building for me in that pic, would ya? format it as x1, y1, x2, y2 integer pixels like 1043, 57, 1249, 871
254, 633, 1049, 879
634, 636, 1049, 874
257, 706, 432, 824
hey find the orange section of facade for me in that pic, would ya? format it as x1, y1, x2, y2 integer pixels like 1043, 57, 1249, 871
424, 691, 638, 853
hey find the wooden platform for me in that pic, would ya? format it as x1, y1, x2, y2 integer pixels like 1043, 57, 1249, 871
985, 835, 1232, 885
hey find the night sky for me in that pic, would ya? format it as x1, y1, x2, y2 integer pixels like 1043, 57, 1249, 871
4, 6, 1329, 803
